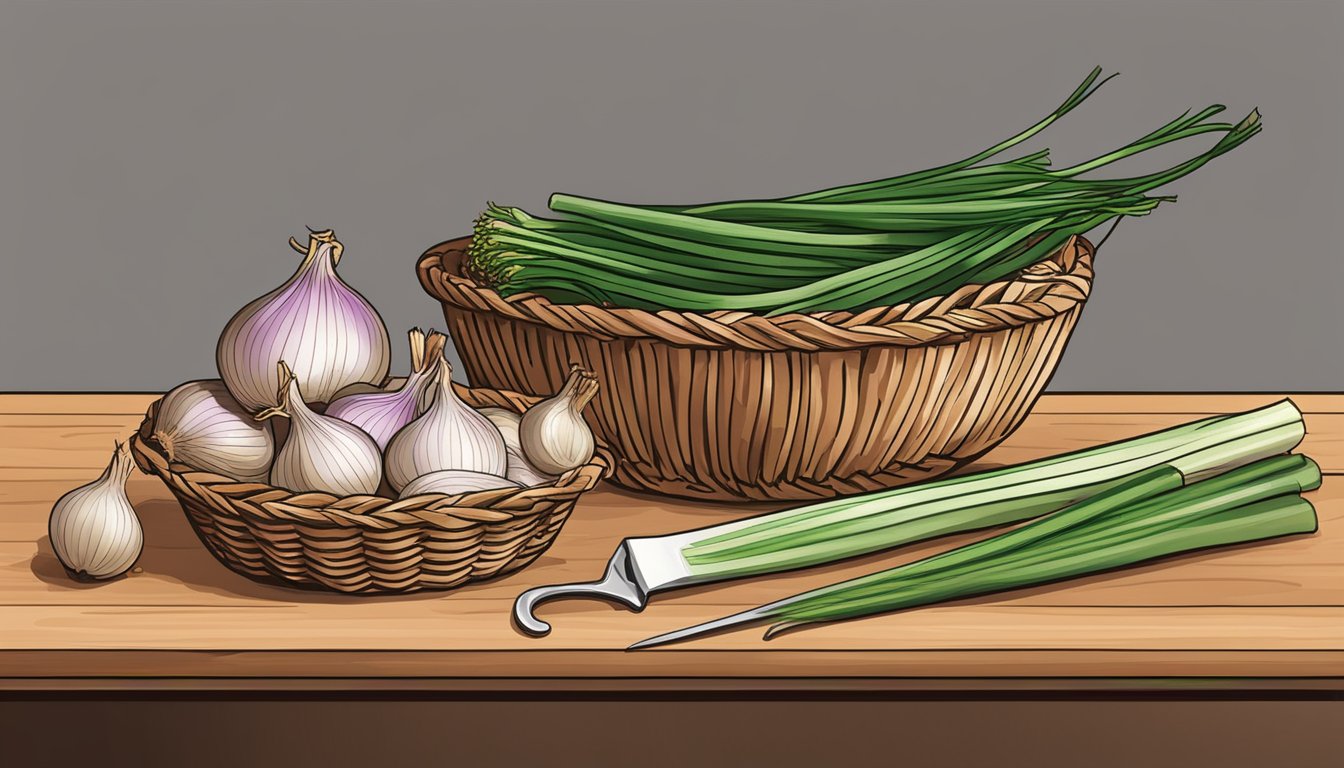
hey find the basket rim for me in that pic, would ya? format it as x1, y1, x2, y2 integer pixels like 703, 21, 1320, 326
417, 234, 1094, 351
129, 384, 608, 532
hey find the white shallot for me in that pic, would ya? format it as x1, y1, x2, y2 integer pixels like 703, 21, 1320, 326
48, 442, 144, 580
384, 357, 508, 492
216, 229, 390, 411
478, 407, 557, 487
153, 379, 274, 482
398, 469, 520, 499
325, 329, 446, 450
519, 366, 599, 475
257, 361, 383, 496
506, 448, 557, 487
478, 407, 523, 453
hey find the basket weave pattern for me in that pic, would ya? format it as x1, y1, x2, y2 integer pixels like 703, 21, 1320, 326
419, 236, 1094, 501
130, 384, 606, 593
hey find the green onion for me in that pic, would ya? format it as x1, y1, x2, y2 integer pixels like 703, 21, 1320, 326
783, 453, 1316, 611
470, 69, 1262, 315
630, 453, 1319, 648
763, 454, 1320, 636
782, 67, 1116, 203
682, 400, 1304, 581
481, 204, 897, 267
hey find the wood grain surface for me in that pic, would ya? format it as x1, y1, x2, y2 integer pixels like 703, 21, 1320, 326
1, 394, 1341, 691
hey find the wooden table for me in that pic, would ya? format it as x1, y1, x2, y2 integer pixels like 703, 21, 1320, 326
1, 393, 1341, 694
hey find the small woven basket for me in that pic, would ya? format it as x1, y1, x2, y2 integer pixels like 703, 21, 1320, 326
419, 235, 1094, 501
130, 383, 606, 594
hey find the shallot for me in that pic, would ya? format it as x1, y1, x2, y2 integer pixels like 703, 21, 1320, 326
398, 469, 520, 499
384, 357, 507, 492
48, 442, 144, 580
506, 448, 557, 487
152, 379, 273, 482
478, 407, 523, 453
217, 229, 390, 411
257, 361, 383, 496
479, 406, 559, 486
519, 366, 599, 475
325, 329, 446, 450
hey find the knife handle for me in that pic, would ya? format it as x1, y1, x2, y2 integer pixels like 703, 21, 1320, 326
512, 543, 649, 637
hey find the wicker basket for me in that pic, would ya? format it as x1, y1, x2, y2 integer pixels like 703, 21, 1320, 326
130, 383, 606, 594
418, 235, 1094, 501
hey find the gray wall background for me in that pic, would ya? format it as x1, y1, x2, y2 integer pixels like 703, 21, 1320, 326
1, 0, 1340, 392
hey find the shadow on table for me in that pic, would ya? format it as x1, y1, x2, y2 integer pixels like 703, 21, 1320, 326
30, 538, 108, 590
30, 497, 562, 605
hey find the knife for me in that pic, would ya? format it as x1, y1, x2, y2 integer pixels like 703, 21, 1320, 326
513, 517, 764, 637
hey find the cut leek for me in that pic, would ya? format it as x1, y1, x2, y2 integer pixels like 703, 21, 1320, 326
681, 400, 1305, 581
631, 454, 1320, 649
765, 455, 1321, 636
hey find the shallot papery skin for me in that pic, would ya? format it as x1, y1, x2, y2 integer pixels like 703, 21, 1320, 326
478, 407, 559, 486
324, 370, 430, 451
519, 367, 599, 475
262, 363, 384, 496
398, 469, 520, 499
383, 358, 508, 492
216, 231, 390, 411
506, 448, 557, 487
153, 380, 274, 482
48, 442, 144, 580
324, 328, 442, 451
478, 407, 523, 453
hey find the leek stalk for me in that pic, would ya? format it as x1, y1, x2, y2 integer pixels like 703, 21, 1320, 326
682, 400, 1305, 581
765, 455, 1320, 635
630, 454, 1320, 649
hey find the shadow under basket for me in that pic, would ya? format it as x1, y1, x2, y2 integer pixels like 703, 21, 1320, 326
130, 385, 607, 594
418, 235, 1096, 502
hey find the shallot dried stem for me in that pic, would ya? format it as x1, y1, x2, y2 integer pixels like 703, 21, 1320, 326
254, 362, 297, 421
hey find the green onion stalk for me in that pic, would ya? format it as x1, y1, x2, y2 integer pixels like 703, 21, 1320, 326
762, 454, 1320, 638
468, 68, 1262, 315
630, 452, 1319, 649
681, 400, 1304, 581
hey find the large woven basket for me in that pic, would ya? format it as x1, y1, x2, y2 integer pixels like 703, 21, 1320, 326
418, 235, 1094, 501
130, 383, 606, 594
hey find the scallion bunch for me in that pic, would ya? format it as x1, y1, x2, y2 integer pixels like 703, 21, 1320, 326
758, 453, 1321, 639
631, 443, 1319, 649
469, 68, 1261, 315
680, 400, 1305, 580
625, 400, 1318, 648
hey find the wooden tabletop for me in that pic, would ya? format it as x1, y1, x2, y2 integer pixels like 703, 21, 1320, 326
1, 393, 1340, 693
